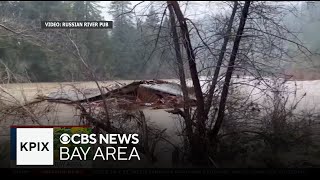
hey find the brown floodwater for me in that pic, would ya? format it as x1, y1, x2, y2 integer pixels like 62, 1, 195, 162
1, 78, 319, 167
0, 80, 183, 168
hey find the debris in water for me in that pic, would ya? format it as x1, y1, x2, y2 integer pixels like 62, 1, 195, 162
44, 80, 196, 110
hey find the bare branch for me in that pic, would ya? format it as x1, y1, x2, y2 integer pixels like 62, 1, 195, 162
116, 1, 145, 18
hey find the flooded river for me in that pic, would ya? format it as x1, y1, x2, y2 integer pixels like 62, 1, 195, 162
0, 80, 184, 168
0, 77, 319, 167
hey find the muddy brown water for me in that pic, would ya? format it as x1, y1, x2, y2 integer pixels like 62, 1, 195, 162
0, 78, 319, 167
0, 80, 183, 168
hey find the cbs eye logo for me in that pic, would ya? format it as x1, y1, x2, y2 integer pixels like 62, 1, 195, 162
60, 133, 71, 144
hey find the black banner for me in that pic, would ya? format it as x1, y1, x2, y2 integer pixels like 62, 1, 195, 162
1, 168, 317, 176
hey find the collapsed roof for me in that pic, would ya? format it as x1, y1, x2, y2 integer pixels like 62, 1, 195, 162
45, 80, 196, 110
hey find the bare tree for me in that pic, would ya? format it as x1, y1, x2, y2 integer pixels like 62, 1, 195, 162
210, 1, 251, 140
168, 1, 210, 165
204, 1, 238, 116
167, 2, 193, 145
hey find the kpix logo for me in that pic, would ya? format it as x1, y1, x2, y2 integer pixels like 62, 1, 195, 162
20, 142, 50, 151
16, 128, 54, 165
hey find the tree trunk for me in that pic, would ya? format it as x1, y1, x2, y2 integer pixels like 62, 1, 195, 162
204, 1, 238, 116
169, 1, 207, 166
169, 0, 206, 136
210, 1, 251, 140
167, 2, 193, 144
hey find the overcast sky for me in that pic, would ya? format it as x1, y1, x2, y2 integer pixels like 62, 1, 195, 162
98, 1, 303, 23
98, 1, 227, 21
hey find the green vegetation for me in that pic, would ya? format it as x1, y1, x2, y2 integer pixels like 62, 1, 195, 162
0, 1, 173, 82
